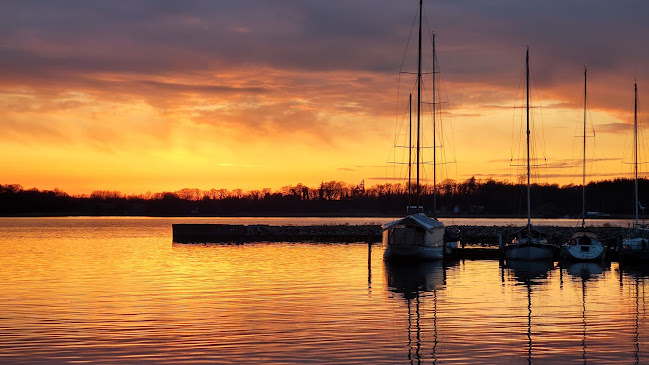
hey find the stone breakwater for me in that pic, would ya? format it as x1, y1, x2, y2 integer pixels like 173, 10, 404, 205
172, 223, 382, 243
172, 223, 637, 247
458, 225, 635, 248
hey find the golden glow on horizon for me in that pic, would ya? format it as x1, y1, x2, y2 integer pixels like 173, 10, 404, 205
0, 64, 646, 195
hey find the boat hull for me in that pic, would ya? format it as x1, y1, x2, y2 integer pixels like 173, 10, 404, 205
505, 241, 554, 261
619, 237, 649, 262
445, 240, 459, 256
383, 244, 444, 261
561, 244, 605, 261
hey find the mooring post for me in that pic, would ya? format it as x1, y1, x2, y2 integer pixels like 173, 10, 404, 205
367, 241, 372, 290
498, 233, 503, 251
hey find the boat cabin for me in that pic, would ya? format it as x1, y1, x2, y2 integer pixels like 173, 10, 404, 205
382, 213, 444, 248
568, 231, 597, 246
511, 224, 548, 243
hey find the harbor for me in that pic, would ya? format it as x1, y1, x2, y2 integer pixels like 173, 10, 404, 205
3, 0, 649, 362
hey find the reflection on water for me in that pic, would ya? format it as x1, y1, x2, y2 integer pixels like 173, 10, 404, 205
385, 261, 447, 364
503, 260, 555, 364
1, 217, 649, 364
563, 261, 608, 365
619, 262, 649, 365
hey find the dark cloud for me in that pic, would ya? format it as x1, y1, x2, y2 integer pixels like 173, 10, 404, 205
3, 1, 647, 77
1, 0, 648, 138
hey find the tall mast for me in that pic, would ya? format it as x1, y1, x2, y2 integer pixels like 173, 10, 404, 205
432, 32, 437, 217
526, 47, 531, 232
634, 82, 638, 228
416, 0, 422, 212
582, 67, 587, 228
408, 93, 412, 209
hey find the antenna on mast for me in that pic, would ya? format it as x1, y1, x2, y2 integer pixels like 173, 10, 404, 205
432, 32, 437, 217
526, 47, 531, 234
416, 0, 422, 212
634, 81, 639, 229
408, 93, 412, 210
582, 66, 587, 228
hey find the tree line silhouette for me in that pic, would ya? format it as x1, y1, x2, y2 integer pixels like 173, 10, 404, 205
0, 177, 646, 217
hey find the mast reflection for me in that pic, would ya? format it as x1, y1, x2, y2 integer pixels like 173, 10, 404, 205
503, 260, 554, 365
385, 260, 449, 364
619, 263, 649, 365
564, 261, 607, 364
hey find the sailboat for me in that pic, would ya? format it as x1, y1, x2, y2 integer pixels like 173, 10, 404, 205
619, 82, 649, 261
504, 48, 555, 261
382, 0, 445, 261
561, 68, 606, 261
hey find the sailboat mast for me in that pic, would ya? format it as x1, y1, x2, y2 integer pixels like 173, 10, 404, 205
408, 93, 412, 208
634, 82, 638, 228
526, 48, 531, 231
416, 0, 422, 212
582, 67, 587, 227
432, 32, 437, 216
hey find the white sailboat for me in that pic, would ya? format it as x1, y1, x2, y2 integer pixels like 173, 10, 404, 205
382, 0, 445, 261
620, 82, 649, 261
561, 68, 606, 261
504, 48, 555, 261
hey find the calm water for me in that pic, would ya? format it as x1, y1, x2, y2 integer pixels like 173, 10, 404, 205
0, 217, 647, 364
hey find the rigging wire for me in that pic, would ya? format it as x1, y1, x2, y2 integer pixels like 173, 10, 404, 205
387, 5, 421, 190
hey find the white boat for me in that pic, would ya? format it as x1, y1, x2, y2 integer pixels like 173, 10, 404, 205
383, 213, 444, 260
444, 227, 460, 256
382, 0, 447, 261
507, 225, 554, 260
561, 68, 605, 261
562, 230, 605, 261
620, 83, 649, 262
504, 48, 555, 261
620, 236, 649, 261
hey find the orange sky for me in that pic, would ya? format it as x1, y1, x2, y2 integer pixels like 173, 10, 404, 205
0, 1, 647, 195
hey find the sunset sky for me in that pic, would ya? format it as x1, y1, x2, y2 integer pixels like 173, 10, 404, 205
1, 0, 648, 195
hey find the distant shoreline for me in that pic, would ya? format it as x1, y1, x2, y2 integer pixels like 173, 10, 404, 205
0, 213, 639, 220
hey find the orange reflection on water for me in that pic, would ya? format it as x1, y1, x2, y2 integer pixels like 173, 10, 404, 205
0, 217, 648, 363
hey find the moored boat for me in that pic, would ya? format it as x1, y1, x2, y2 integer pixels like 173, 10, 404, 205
503, 48, 554, 261
444, 227, 461, 256
383, 0, 447, 261
561, 231, 605, 261
620, 235, 649, 261
619, 82, 648, 262
560, 68, 606, 261
506, 225, 554, 261
383, 213, 444, 260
